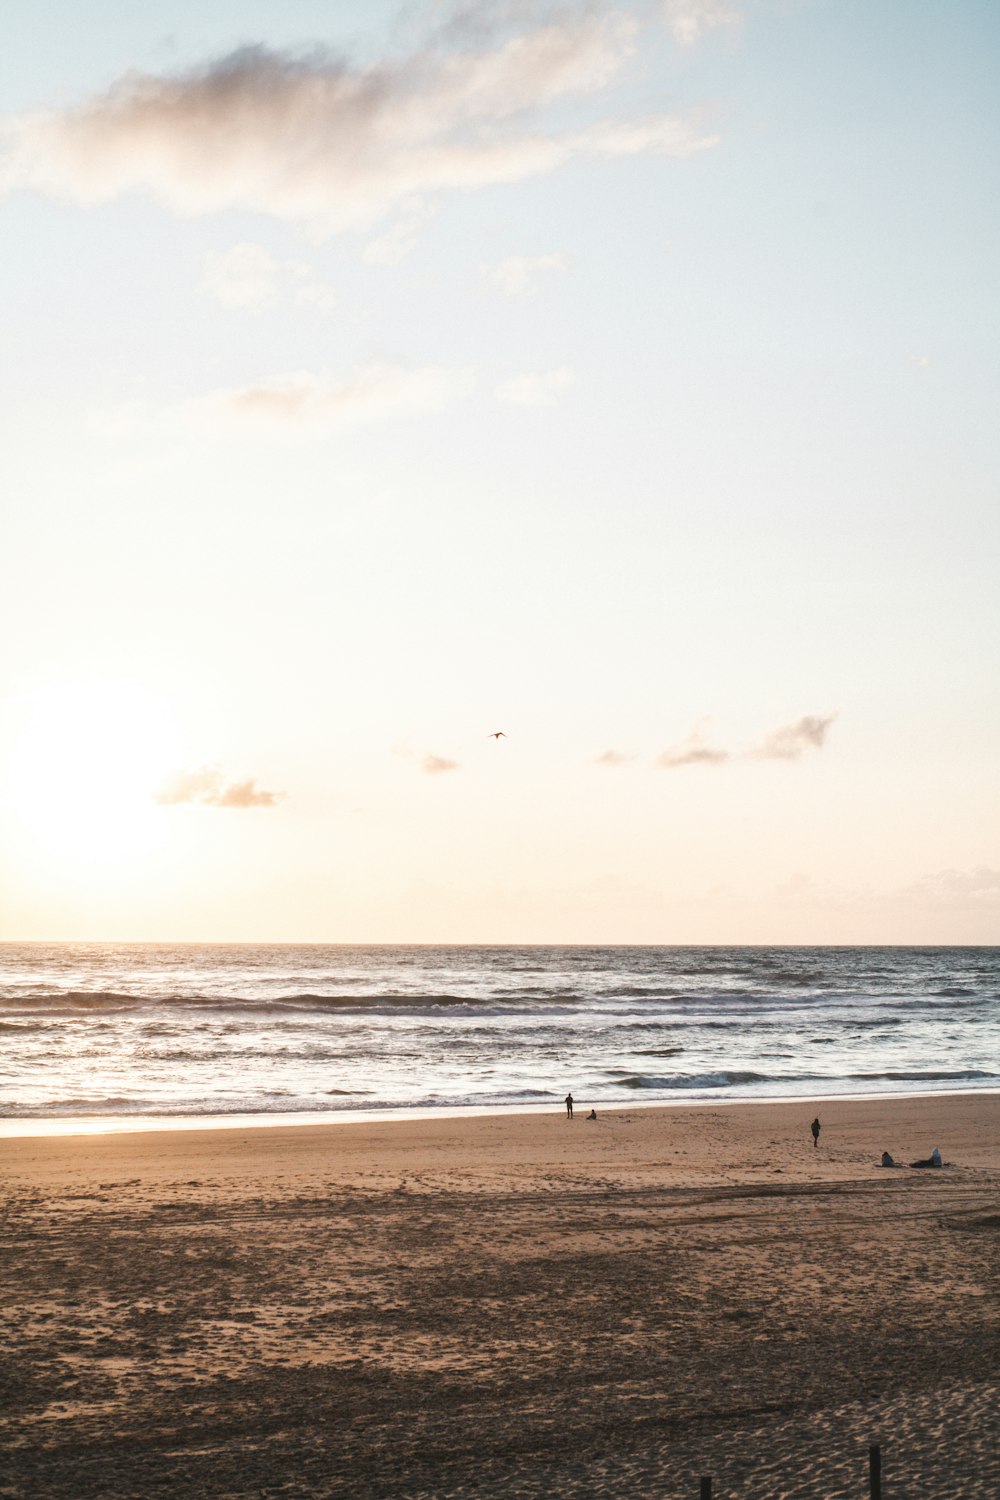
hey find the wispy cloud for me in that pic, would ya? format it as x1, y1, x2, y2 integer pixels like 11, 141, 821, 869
211, 778, 283, 808
422, 753, 460, 775
483, 252, 567, 296
662, 0, 742, 47
658, 725, 729, 768
201, 242, 337, 315
595, 749, 633, 767
653, 711, 836, 768
656, 723, 728, 774
363, 198, 433, 265
0, 18, 718, 234
201, 242, 279, 308
155, 768, 283, 807
290, 276, 339, 316
901, 866, 1000, 908
750, 714, 835, 761
90, 362, 473, 437
204, 363, 474, 427
496, 365, 575, 406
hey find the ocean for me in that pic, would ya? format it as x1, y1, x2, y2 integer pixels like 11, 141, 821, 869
1, 944, 997, 1129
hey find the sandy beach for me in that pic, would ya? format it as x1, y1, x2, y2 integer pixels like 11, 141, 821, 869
2, 1093, 998, 1498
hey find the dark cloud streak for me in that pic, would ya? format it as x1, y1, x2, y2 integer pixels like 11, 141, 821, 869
0, 17, 717, 233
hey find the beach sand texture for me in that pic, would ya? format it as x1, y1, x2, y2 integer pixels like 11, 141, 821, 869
2, 1094, 998, 1497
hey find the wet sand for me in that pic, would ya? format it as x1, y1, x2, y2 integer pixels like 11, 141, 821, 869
1, 1093, 998, 1497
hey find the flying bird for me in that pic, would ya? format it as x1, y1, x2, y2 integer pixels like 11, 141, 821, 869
489, 731, 506, 740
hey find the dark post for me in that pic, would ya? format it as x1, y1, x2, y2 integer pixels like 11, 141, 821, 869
700, 1478, 712, 1500
869, 1443, 882, 1500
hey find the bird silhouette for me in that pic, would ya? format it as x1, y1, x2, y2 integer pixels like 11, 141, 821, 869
489, 731, 506, 740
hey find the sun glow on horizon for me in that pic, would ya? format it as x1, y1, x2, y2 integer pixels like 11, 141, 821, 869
1, 680, 182, 874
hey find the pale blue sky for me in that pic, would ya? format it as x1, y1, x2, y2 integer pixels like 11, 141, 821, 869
1, 0, 998, 941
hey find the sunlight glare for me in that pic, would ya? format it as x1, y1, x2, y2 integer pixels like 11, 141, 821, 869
2, 680, 182, 872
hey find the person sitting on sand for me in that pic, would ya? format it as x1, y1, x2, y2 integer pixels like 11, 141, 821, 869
811, 1117, 820, 1149
910, 1146, 943, 1168
586, 1109, 597, 1121
565, 1093, 573, 1119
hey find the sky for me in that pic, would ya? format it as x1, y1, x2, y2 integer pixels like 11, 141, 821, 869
0, 0, 998, 943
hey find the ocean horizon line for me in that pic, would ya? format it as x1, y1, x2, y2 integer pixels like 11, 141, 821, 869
3, 939, 999, 949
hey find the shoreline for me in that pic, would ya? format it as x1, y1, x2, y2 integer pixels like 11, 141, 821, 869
2, 1081, 998, 1139
4, 1092, 997, 1180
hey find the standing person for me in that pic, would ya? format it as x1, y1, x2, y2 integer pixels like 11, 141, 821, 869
811, 1116, 821, 1149
565, 1093, 574, 1120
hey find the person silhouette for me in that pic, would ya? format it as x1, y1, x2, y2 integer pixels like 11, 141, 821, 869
565, 1093, 574, 1119
811, 1117, 821, 1149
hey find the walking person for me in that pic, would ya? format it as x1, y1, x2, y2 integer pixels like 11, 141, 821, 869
811, 1116, 821, 1149
565, 1093, 574, 1120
